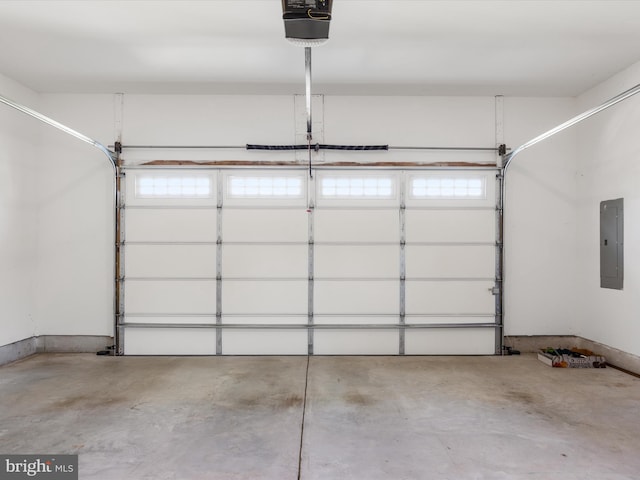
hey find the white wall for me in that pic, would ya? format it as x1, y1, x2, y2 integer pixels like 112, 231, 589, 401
324, 96, 497, 163
30, 93, 580, 343
122, 95, 296, 164
34, 95, 116, 337
503, 97, 579, 336
0, 74, 39, 346
576, 60, 640, 356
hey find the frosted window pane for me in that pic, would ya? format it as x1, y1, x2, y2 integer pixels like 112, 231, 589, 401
411, 176, 486, 199
227, 176, 304, 198
320, 177, 395, 198
135, 176, 212, 198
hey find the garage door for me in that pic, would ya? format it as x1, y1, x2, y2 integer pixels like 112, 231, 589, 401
120, 167, 498, 355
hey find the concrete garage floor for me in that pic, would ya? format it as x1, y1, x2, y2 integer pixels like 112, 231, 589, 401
1, 354, 639, 480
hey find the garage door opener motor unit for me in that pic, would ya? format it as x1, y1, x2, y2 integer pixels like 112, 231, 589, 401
282, 0, 333, 47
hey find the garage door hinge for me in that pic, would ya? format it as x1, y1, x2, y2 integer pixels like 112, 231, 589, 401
489, 286, 500, 295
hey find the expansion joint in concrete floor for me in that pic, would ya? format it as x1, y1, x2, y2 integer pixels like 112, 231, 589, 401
297, 355, 310, 480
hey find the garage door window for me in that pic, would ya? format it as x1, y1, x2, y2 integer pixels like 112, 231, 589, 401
135, 175, 212, 199
320, 176, 395, 198
227, 176, 304, 198
410, 176, 486, 199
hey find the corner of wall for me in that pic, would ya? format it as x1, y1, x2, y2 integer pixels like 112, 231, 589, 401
575, 59, 640, 357
0, 73, 41, 348
502, 96, 580, 338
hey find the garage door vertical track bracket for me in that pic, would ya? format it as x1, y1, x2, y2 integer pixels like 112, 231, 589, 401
495, 168, 504, 355
399, 176, 407, 355
216, 172, 223, 355
115, 146, 126, 356
307, 174, 315, 355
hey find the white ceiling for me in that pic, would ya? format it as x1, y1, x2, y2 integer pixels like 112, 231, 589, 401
1, 0, 640, 97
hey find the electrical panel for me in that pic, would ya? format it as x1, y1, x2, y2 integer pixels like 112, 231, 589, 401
600, 198, 623, 290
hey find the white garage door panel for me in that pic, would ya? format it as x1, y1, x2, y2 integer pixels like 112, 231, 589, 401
223, 280, 307, 314
125, 280, 216, 314
407, 316, 492, 325
315, 245, 399, 278
125, 209, 217, 243
223, 209, 308, 243
125, 315, 216, 325
405, 281, 494, 314
314, 210, 399, 242
405, 210, 494, 243
314, 330, 398, 355
220, 316, 308, 354
315, 280, 399, 314
124, 328, 217, 355
314, 316, 397, 326
405, 329, 496, 355
125, 244, 216, 278
221, 316, 306, 326
222, 330, 307, 355
222, 245, 307, 278
405, 246, 495, 278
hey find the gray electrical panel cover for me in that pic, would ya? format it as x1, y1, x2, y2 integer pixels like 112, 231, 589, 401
600, 198, 623, 290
